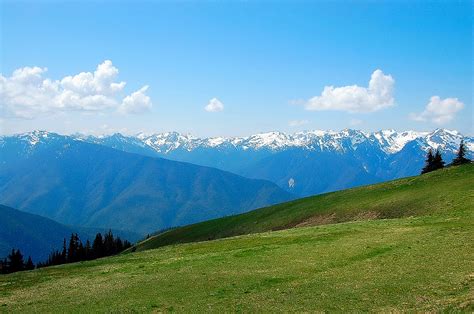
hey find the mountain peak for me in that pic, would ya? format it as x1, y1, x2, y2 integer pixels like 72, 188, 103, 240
17, 130, 56, 146
5, 128, 471, 155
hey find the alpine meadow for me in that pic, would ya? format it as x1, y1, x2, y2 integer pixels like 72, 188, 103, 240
0, 1, 472, 312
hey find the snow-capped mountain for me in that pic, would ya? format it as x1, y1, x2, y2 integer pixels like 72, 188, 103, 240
1, 129, 472, 197
370, 130, 429, 153
5, 128, 470, 155
114, 128, 470, 154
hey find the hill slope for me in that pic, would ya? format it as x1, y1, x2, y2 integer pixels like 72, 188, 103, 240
0, 205, 141, 262
0, 165, 472, 311
0, 133, 293, 234
134, 164, 473, 251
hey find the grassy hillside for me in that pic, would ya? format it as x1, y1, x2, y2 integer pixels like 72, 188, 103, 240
0, 165, 472, 312
134, 164, 474, 252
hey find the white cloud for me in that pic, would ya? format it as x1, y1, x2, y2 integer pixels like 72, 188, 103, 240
204, 97, 224, 112
410, 96, 464, 124
0, 60, 152, 119
118, 85, 152, 114
288, 119, 309, 127
304, 69, 395, 113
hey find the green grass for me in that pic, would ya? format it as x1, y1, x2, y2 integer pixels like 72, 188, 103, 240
135, 164, 474, 252
0, 165, 473, 312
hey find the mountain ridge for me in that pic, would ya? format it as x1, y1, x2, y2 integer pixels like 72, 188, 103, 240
3, 128, 472, 154
80, 128, 473, 154
3, 128, 472, 197
0, 137, 293, 233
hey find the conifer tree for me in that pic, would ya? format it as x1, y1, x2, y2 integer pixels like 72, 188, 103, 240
7, 249, 25, 273
36, 232, 134, 269
0, 258, 7, 274
67, 233, 76, 262
61, 238, 67, 263
115, 237, 124, 253
421, 149, 435, 174
92, 233, 104, 258
84, 240, 92, 260
67, 233, 82, 263
25, 256, 35, 270
432, 149, 445, 171
451, 140, 471, 166
123, 240, 132, 250
78, 241, 85, 261
103, 230, 115, 256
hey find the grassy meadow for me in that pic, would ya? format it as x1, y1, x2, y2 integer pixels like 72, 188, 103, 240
0, 165, 473, 312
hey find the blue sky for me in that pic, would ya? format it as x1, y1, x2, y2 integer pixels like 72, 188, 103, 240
0, 0, 472, 136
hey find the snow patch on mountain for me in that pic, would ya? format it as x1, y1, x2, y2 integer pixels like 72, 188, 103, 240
130, 128, 471, 155
372, 130, 423, 153
3, 128, 472, 157
20, 130, 51, 146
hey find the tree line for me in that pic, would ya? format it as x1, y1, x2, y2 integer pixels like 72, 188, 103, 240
421, 140, 471, 174
0, 231, 132, 274
0, 249, 34, 274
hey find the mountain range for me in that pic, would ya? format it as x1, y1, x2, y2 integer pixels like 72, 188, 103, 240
79, 128, 473, 195
0, 133, 292, 234
1, 128, 471, 236
0, 128, 472, 263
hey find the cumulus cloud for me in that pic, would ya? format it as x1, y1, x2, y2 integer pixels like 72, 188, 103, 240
204, 97, 224, 112
410, 96, 464, 124
118, 86, 152, 114
288, 120, 309, 127
0, 60, 152, 119
304, 69, 395, 113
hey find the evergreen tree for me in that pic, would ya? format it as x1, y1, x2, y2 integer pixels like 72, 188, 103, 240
36, 233, 134, 270
0, 258, 7, 274
451, 140, 471, 166
123, 240, 132, 250
432, 149, 445, 171
67, 234, 76, 262
44, 249, 61, 266
92, 233, 104, 258
84, 240, 92, 260
25, 256, 35, 270
67, 233, 82, 263
61, 238, 67, 263
78, 241, 85, 261
421, 149, 435, 174
114, 237, 123, 253
103, 230, 115, 256
7, 249, 25, 273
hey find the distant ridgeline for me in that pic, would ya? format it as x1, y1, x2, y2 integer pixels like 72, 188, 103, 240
5, 128, 470, 197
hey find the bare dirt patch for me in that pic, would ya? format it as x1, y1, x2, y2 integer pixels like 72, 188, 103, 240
353, 211, 380, 221
294, 213, 337, 228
